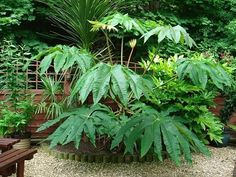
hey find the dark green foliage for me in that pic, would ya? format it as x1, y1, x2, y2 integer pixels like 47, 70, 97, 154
176, 53, 232, 90
35, 45, 95, 74
70, 63, 149, 106
0, 0, 35, 32
37, 104, 119, 148
111, 104, 210, 165
0, 40, 35, 136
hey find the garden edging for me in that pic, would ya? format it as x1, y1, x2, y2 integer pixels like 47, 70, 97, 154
40, 143, 166, 163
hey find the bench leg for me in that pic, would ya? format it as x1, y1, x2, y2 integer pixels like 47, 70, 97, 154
17, 161, 25, 177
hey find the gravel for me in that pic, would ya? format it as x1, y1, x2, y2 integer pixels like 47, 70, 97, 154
11, 146, 236, 177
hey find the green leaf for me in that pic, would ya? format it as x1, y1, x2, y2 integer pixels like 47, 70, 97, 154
111, 65, 129, 105
54, 52, 66, 74
141, 124, 154, 157
92, 63, 112, 104
40, 53, 54, 74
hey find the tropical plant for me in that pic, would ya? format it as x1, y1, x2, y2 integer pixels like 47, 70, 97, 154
90, 12, 195, 64
35, 45, 95, 74
69, 62, 149, 106
46, 0, 122, 49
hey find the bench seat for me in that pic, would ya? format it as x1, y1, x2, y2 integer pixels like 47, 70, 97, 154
0, 149, 37, 177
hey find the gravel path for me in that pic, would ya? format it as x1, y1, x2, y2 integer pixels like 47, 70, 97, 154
11, 146, 236, 177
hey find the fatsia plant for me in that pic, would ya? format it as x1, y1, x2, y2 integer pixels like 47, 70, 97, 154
111, 104, 210, 165
37, 104, 119, 148
176, 53, 232, 90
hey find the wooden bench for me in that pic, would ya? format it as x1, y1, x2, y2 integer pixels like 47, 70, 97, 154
0, 138, 20, 152
0, 149, 37, 177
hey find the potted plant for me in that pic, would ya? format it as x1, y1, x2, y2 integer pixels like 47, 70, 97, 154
34, 3, 232, 164
0, 99, 35, 149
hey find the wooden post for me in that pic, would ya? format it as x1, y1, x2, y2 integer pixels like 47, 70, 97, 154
17, 161, 25, 177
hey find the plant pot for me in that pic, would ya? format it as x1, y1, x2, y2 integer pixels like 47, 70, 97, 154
13, 138, 31, 149
12, 132, 31, 149
211, 132, 230, 148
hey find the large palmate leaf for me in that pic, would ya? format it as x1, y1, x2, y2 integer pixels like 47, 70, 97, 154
111, 105, 210, 165
90, 12, 145, 35
37, 104, 119, 148
176, 54, 232, 90
70, 63, 150, 106
35, 45, 95, 74
142, 25, 196, 48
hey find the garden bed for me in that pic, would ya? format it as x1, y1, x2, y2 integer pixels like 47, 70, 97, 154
17, 146, 236, 177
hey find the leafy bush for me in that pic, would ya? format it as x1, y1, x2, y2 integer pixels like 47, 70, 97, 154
0, 40, 35, 136
0, 0, 35, 32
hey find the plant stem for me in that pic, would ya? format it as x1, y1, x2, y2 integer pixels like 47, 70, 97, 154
104, 31, 113, 64
142, 53, 157, 76
142, 44, 161, 76
127, 47, 134, 68
121, 37, 124, 65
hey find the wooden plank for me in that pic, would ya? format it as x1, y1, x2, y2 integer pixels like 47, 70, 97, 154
0, 149, 37, 170
0, 150, 28, 163
0, 139, 20, 150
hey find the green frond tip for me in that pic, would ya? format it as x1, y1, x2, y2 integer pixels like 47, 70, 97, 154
142, 25, 196, 48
